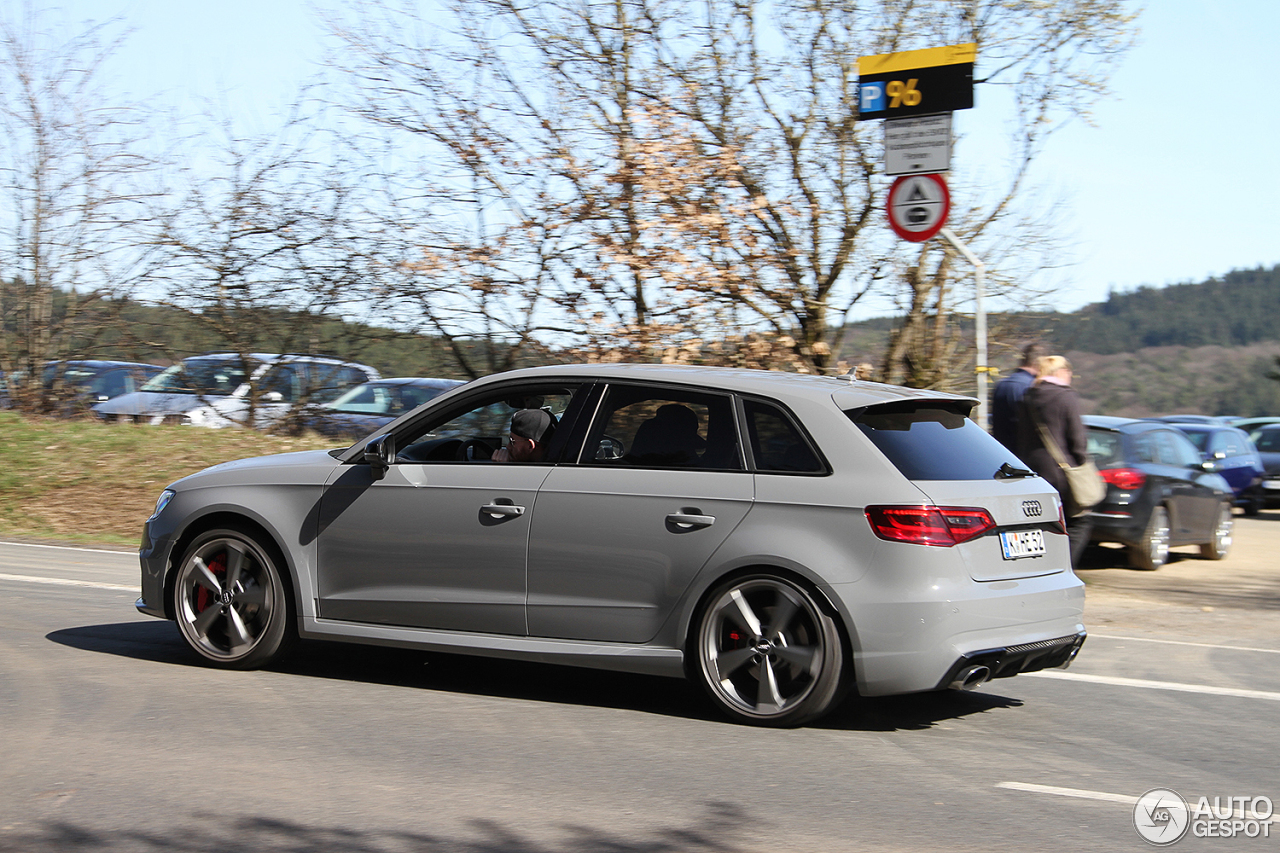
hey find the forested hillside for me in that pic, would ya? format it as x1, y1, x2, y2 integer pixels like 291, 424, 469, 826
1046, 265, 1280, 354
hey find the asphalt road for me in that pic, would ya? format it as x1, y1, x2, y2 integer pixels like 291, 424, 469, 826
2, 517, 1279, 852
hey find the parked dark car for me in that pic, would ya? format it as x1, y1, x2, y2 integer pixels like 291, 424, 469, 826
301, 377, 465, 439
2, 359, 162, 413
1250, 424, 1280, 508
1233, 416, 1280, 434
1167, 423, 1265, 515
1084, 415, 1234, 570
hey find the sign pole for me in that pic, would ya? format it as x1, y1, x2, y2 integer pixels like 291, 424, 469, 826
939, 227, 989, 430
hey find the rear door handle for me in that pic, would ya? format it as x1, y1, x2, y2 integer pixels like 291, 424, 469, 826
482, 502, 526, 518
667, 512, 715, 529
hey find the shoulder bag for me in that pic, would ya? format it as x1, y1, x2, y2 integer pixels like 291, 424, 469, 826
1030, 409, 1106, 515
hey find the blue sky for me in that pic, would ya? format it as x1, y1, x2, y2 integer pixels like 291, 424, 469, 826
27, 0, 1280, 314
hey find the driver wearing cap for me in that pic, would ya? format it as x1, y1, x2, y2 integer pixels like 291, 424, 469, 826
490, 408, 556, 463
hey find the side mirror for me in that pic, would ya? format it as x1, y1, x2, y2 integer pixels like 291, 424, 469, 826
364, 434, 396, 480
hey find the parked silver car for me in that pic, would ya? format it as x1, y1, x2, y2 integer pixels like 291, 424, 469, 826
94, 352, 380, 427
137, 364, 1086, 726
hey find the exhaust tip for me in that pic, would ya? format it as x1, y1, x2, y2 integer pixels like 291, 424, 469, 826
948, 665, 991, 691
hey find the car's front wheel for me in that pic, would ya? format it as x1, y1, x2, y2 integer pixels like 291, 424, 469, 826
1199, 502, 1234, 560
173, 528, 296, 669
1130, 505, 1170, 571
691, 574, 848, 727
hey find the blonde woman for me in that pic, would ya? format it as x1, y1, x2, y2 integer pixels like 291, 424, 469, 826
1017, 355, 1093, 567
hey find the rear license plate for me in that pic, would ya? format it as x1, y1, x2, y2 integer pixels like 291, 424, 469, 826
1000, 529, 1046, 560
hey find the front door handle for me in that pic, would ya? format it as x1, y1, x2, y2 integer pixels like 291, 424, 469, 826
482, 502, 526, 518
667, 511, 715, 530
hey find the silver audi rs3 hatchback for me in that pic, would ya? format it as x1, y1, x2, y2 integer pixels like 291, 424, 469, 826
137, 364, 1086, 726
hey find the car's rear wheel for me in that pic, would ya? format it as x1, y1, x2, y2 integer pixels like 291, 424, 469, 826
692, 574, 847, 727
1130, 505, 1170, 571
1199, 502, 1234, 560
173, 528, 296, 669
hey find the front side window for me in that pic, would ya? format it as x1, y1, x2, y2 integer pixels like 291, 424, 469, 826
258, 365, 302, 402
582, 385, 742, 471
395, 386, 577, 464
141, 358, 250, 395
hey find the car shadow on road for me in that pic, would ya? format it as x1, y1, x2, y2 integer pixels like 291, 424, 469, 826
48, 621, 1024, 732
0, 802, 763, 853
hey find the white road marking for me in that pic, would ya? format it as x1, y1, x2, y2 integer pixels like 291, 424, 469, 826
0, 572, 136, 592
997, 782, 1262, 819
0, 540, 132, 556
996, 782, 1138, 806
1089, 632, 1280, 655
1025, 670, 1280, 701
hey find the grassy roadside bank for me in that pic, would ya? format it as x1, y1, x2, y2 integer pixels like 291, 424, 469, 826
0, 413, 348, 547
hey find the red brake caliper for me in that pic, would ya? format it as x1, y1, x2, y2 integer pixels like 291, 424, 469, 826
195, 552, 227, 613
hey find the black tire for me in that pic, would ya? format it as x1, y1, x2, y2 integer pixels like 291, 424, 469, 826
1129, 505, 1170, 571
172, 528, 296, 669
1199, 502, 1233, 560
690, 574, 848, 727
1243, 497, 1262, 517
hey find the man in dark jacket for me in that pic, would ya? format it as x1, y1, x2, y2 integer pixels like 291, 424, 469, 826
1018, 355, 1092, 567
991, 343, 1042, 455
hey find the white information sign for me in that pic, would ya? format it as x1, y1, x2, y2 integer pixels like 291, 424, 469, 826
884, 113, 952, 176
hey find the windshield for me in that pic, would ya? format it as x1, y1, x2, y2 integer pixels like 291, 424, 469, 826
141, 358, 250, 395
325, 383, 397, 414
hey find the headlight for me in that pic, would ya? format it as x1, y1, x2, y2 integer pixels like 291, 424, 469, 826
149, 489, 175, 520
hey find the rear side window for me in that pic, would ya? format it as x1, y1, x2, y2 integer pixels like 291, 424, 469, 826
583, 385, 742, 471
743, 399, 824, 473
850, 402, 1017, 481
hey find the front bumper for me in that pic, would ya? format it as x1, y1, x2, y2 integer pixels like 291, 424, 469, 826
136, 524, 178, 619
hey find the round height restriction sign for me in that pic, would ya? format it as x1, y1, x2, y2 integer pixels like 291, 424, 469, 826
887, 173, 950, 242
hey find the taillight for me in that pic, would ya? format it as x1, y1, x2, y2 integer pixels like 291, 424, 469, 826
1100, 467, 1145, 491
865, 505, 997, 547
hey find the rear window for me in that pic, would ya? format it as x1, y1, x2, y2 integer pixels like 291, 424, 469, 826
849, 402, 1018, 480
1086, 429, 1124, 468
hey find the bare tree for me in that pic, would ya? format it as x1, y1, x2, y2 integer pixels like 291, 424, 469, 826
132, 113, 394, 425
324, 0, 1138, 381
0, 5, 155, 409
